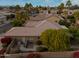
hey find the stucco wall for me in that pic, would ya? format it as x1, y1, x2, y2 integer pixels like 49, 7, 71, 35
4, 51, 76, 58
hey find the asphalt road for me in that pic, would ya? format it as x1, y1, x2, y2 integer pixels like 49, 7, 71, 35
0, 22, 12, 34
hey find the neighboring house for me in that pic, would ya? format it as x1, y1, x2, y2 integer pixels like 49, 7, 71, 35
25, 20, 42, 27
0, 12, 14, 16
43, 10, 49, 14
30, 13, 52, 21
0, 15, 6, 24
0, 11, 15, 25
4, 20, 67, 53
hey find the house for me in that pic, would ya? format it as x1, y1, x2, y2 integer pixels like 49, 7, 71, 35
5, 20, 63, 43
0, 15, 6, 25
29, 13, 52, 21
4, 20, 67, 53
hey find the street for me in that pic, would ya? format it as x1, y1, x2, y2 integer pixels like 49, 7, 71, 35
0, 22, 12, 34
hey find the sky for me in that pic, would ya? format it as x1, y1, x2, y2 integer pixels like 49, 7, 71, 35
0, 0, 79, 7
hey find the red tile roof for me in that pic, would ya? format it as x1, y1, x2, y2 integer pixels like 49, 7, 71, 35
5, 20, 62, 37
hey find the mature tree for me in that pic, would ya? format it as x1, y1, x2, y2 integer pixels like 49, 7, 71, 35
15, 5, 20, 11
9, 6, 13, 9
11, 19, 23, 27
21, 11, 30, 22
24, 3, 29, 9
58, 3, 64, 10
66, 0, 72, 9
24, 3, 33, 13
58, 3, 64, 14
40, 29, 70, 51
13, 11, 30, 27
24, 3, 33, 9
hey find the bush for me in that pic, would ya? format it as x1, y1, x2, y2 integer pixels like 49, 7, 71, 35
36, 47, 48, 52
67, 15, 75, 23
69, 26, 79, 45
26, 53, 41, 58
40, 29, 70, 51
1, 37, 12, 44
59, 20, 71, 27
68, 48, 74, 51
36, 40, 42, 45
2, 44, 8, 48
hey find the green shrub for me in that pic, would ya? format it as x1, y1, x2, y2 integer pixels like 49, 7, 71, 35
36, 40, 42, 45
11, 19, 23, 27
59, 20, 71, 27
68, 48, 74, 51
40, 29, 70, 51
36, 47, 48, 52
67, 15, 75, 23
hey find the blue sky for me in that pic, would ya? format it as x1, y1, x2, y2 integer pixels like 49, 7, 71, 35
0, 0, 79, 7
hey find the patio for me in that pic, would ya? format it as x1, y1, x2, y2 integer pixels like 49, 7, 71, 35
5, 37, 39, 54
18, 39, 37, 52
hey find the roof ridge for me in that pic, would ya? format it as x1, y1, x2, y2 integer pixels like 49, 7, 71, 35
35, 20, 47, 27
5, 27, 16, 33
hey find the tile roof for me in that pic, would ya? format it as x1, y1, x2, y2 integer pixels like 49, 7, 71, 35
25, 14, 60, 27
25, 20, 42, 27
30, 13, 52, 21
5, 20, 62, 37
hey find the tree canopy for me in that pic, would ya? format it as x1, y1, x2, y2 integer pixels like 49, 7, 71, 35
15, 5, 21, 11
40, 29, 70, 51
58, 3, 64, 10
11, 19, 23, 27
66, 0, 72, 8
